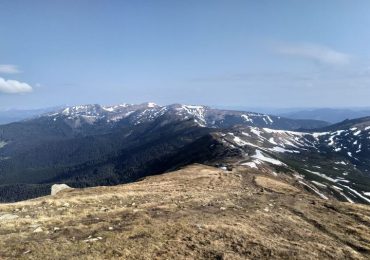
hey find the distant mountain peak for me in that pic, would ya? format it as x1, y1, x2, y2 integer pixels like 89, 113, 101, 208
41, 102, 329, 130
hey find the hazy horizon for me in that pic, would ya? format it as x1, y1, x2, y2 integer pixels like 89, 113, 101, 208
2, 102, 370, 113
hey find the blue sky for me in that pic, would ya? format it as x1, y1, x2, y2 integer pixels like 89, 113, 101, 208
1, 0, 370, 109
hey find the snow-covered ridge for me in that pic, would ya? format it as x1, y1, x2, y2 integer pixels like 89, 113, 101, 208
45, 102, 300, 129
45, 102, 370, 136
47, 103, 161, 124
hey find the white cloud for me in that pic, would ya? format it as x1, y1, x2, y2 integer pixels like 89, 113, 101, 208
0, 77, 33, 94
0, 64, 21, 74
277, 43, 351, 65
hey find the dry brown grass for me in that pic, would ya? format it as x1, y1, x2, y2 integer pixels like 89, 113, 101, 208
0, 164, 369, 259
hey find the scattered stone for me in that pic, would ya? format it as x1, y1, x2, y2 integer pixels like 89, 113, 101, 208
195, 224, 204, 230
109, 227, 114, 230
51, 184, 73, 196
23, 250, 31, 255
264, 207, 270, 212
220, 207, 226, 211
63, 202, 70, 208
0, 214, 19, 221
53, 227, 60, 231
29, 224, 40, 228
83, 236, 103, 242
33, 227, 43, 233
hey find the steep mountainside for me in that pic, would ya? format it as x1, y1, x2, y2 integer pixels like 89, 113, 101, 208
0, 164, 369, 259
221, 124, 370, 204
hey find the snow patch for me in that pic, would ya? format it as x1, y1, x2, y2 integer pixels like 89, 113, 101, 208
242, 161, 258, 169
241, 114, 254, 123
298, 181, 328, 200
252, 150, 284, 166
304, 169, 337, 183
338, 184, 370, 203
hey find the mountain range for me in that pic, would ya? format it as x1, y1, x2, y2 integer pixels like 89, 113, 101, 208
0, 102, 369, 205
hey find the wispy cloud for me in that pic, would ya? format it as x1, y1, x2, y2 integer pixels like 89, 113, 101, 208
277, 43, 351, 65
0, 64, 21, 74
0, 77, 33, 94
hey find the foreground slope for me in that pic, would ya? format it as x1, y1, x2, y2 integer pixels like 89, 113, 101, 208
0, 164, 369, 259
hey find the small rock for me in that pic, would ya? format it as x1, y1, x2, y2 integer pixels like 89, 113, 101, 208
63, 202, 70, 208
53, 227, 60, 231
33, 227, 43, 233
263, 207, 270, 212
84, 236, 103, 242
220, 207, 226, 211
51, 184, 72, 196
0, 214, 19, 221
195, 224, 204, 230
29, 224, 40, 228
108, 227, 114, 230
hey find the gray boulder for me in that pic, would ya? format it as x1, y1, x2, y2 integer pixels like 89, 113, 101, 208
51, 184, 72, 196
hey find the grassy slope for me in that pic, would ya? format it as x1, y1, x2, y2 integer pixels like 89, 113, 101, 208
0, 164, 369, 259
